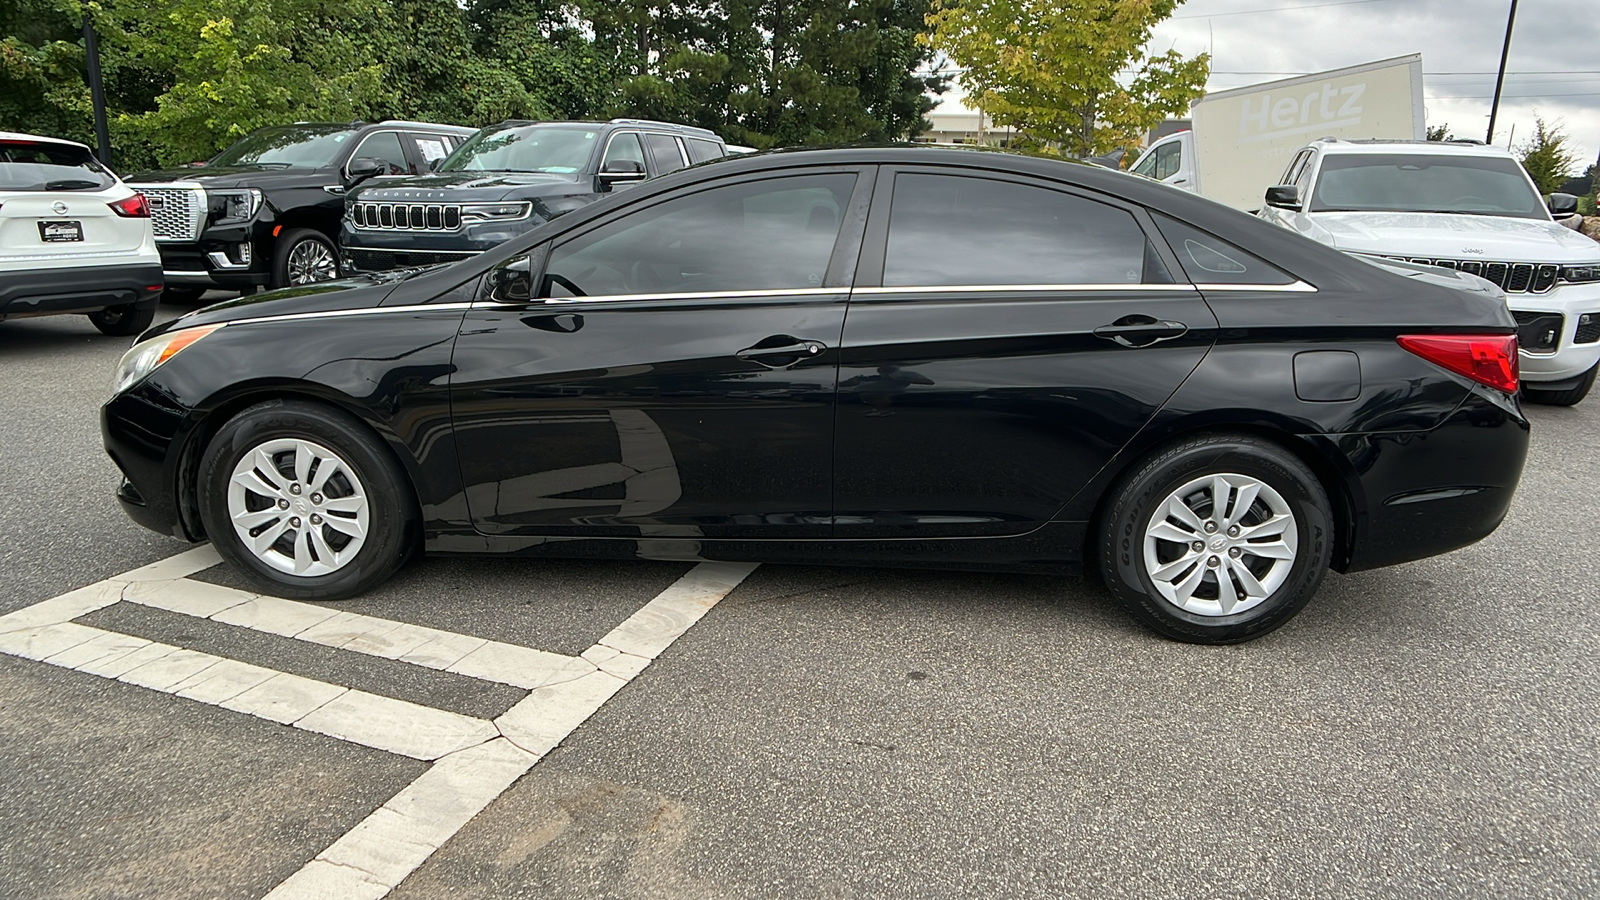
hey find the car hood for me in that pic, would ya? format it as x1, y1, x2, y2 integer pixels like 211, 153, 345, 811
349, 171, 587, 204
144, 277, 401, 338
1308, 211, 1600, 263
124, 165, 331, 190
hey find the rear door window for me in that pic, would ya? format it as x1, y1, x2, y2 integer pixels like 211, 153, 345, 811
881, 173, 1169, 287
643, 133, 687, 175
409, 134, 453, 170
0, 141, 116, 192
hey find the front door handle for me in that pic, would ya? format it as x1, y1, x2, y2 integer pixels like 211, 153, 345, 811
1094, 315, 1189, 348
737, 336, 827, 368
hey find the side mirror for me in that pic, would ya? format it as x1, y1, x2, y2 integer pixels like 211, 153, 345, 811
597, 158, 647, 190
344, 156, 388, 190
1264, 184, 1302, 211
1546, 192, 1579, 217
483, 248, 546, 303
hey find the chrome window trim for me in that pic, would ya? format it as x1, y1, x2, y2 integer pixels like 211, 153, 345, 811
1194, 281, 1318, 293
224, 302, 476, 327
521, 287, 846, 307
599, 130, 646, 172
853, 284, 1201, 295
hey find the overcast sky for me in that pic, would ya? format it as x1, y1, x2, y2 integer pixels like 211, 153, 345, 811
935, 0, 1600, 178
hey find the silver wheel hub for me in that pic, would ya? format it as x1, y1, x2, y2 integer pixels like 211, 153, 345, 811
226, 438, 369, 577
1142, 473, 1298, 617
287, 239, 338, 285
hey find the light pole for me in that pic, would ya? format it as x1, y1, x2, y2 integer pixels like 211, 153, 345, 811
1485, 0, 1519, 145
81, 6, 112, 166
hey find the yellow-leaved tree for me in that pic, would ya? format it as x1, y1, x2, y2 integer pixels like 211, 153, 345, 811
924, 0, 1210, 158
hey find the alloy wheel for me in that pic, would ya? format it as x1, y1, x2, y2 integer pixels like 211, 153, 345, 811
1142, 473, 1299, 617
226, 438, 370, 576
287, 238, 338, 284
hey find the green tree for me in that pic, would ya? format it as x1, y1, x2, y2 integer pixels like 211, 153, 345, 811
1426, 123, 1453, 141
1518, 117, 1576, 195
923, 0, 1208, 157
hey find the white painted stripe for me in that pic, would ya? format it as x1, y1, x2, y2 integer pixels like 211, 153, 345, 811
0, 549, 759, 900
127, 576, 592, 690
276, 559, 758, 898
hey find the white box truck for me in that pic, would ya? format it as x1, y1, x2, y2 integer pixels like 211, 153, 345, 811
1128, 54, 1425, 211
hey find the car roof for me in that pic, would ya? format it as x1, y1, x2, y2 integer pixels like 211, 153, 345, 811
1309, 139, 1516, 158
0, 131, 91, 150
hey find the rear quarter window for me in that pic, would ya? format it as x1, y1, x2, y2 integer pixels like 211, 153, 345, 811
1152, 214, 1296, 285
0, 141, 116, 192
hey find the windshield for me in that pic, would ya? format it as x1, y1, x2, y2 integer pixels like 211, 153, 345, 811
1310, 153, 1546, 219
440, 125, 598, 174
0, 141, 117, 191
209, 125, 358, 168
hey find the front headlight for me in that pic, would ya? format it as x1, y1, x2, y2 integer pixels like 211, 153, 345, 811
1559, 264, 1600, 284
211, 188, 264, 225
461, 201, 531, 221
112, 324, 224, 395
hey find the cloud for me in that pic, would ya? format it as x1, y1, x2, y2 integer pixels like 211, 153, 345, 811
1148, 0, 1600, 169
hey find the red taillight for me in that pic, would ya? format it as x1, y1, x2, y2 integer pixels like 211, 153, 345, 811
109, 193, 150, 218
1397, 334, 1519, 394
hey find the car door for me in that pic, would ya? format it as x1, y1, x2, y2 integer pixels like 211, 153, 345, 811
449, 167, 872, 539
832, 167, 1218, 538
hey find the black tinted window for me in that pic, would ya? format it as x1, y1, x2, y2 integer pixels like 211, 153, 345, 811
883, 174, 1162, 287
1152, 215, 1295, 285
352, 132, 411, 175
544, 174, 856, 298
0, 141, 115, 191
643, 133, 686, 174
686, 138, 724, 163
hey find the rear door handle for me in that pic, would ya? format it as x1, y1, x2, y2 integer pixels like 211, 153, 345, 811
1094, 315, 1189, 348
737, 336, 827, 368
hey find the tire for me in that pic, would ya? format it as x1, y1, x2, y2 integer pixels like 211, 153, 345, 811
1521, 363, 1596, 407
87, 303, 156, 337
160, 287, 208, 304
196, 399, 417, 600
272, 228, 340, 288
1099, 433, 1333, 644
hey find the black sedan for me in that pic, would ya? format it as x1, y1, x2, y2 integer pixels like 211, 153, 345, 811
103, 147, 1529, 644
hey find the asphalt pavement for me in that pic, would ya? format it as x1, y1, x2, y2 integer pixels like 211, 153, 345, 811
1, 303, 1595, 899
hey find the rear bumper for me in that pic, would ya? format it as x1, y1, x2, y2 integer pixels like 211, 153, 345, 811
0, 262, 164, 318
1328, 388, 1530, 572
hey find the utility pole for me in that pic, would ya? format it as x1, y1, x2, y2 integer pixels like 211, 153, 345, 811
1485, 0, 1519, 145
82, 7, 112, 166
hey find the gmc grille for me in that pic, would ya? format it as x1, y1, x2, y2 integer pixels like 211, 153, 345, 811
1390, 258, 1560, 294
353, 202, 461, 231
130, 185, 206, 242
1512, 310, 1564, 353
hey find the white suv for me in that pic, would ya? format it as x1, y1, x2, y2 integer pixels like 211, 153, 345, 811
1258, 139, 1600, 405
0, 132, 164, 336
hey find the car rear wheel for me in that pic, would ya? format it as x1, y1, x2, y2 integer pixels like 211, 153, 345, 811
197, 399, 416, 600
1100, 434, 1333, 644
87, 303, 156, 336
1521, 362, 1596, 406
273, 228, 340, 288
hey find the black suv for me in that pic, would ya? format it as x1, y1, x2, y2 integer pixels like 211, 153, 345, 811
339, 119, 727, 273
127, 120, 474, 299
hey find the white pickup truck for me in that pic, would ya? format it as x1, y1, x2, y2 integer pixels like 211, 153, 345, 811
1257, 138, 1600, 405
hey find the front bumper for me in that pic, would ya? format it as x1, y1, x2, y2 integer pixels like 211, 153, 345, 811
339, 219, 538, 273
102, 384, 197, 541
156, 222, 273, 290
1510, 282, 1600, 384
0, 262, 164, 319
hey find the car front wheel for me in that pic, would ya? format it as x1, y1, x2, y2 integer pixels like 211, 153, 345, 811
273, 228, 340, 288
196, 399, 416, 600
1100, 434, 1333, 644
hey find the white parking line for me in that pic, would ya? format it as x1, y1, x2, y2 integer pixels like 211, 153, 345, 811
0, 548, 757, 899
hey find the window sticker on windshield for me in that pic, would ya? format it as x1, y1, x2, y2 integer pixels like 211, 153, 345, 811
333, 135, 347, 142
585, 133, 596, 140
416, 139, 448, 162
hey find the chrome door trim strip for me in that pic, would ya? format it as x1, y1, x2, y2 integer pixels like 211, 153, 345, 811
1194, 281, 1318, 293
224, 302, 477, 327
516, 287, 847, 306
851, 284, 1200, 295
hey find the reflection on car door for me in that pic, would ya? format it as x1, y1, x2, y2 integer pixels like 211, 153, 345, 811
449, 169, 871, 539
833, 168, 1218, 537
